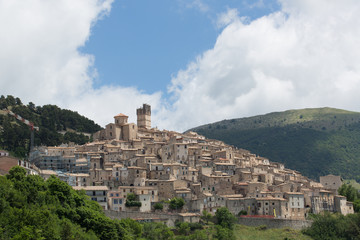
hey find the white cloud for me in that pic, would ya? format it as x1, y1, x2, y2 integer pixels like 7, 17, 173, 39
216, 8, 240, 28
0, 0, 162, 127
178, 0, 209, 13
164, 0, 360, 131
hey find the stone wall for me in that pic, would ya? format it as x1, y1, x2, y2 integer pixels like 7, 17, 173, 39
105, 210, 196, 227
237, 217, 312, 230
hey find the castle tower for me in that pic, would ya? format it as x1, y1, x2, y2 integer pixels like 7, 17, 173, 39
137, 104, 151, 129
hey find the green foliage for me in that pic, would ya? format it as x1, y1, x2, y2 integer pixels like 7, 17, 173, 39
338, 183, 360, 202
176, 222, 191, 236
190, 107, 360, 180
125, 193, 142, 207
153, 202, 164, 210
234, 224, 312, 240
0, 166, 142, 240
255, 225, 267, 231
338, 183, 360, 213
215, 225, 235, 240
200, 210, 213, 224
215, 207, 236, 229
142, 222, 174, 240
0, 95, 102, 157
169, 197, 185, 211
238, 210, 247, 216
303, 212, 360, 240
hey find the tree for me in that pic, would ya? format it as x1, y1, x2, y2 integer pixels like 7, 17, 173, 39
215, 207, 236, 229
200, 210, 212, 224
238, 210, 247, 216
125, 193, 141, 207
142, 222, 174, 240
176, 222, 191, 236
7, 166, 26, 182
169, 197, 185, 211
302, 212, 360, 240
338, 183, 359, 202
215, 225, 235, 240
153, 202, 163, 210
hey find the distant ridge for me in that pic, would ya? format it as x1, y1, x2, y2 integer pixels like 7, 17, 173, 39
189, 107, 360, 181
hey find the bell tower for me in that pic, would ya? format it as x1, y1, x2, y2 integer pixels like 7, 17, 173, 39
137, 104, 151, 129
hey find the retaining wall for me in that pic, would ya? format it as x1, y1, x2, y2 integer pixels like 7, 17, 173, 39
237, 217, 312, 230
105, 210, 189, 227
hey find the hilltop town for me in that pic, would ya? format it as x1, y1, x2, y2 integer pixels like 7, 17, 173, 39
23, 104, 354, 221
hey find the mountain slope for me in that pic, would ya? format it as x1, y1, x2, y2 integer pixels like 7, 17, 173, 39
0, 95, 102, 157
189, 107, 360, 181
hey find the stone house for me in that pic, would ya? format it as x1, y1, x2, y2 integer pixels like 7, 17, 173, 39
334, 195, 354, 215
320, 174, 342, 194
284, 192, 305, 220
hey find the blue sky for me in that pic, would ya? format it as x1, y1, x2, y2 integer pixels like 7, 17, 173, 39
2, 0, 360, 131
83, 0, 280, 95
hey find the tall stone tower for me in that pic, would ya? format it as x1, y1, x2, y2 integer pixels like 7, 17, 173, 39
137, 104, 151, 129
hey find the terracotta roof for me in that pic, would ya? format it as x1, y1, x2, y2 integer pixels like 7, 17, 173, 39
114, 113, 128, 117
0, 156, 19, 173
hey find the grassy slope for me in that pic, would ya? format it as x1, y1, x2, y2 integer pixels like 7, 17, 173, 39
234, 225, 312, 240
190, 108, 360, 181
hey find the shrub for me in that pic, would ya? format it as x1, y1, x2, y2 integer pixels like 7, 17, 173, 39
169, 197, 185, 210
238, 210, 247, 216
153, 202, 163, 210
125, 193, 141, 207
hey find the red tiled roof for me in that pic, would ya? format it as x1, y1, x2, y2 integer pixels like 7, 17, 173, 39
0, 156, 18, 174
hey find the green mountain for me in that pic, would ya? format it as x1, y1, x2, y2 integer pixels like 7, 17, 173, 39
189, 107, 360, 181
0, 95, 102, 157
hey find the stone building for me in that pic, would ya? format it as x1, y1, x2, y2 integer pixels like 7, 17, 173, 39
320, 174, 342, 194
137, 104, 151, 129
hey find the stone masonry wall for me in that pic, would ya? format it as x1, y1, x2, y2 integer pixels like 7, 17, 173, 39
105, 210, 181, 227
237, 217, 312, 230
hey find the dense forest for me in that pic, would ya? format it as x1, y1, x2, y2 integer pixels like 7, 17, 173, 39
0, 95, 102, 157
190, 108, 360, 181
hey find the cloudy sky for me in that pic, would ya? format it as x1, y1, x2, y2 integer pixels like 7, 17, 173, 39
1, 0, 360, 132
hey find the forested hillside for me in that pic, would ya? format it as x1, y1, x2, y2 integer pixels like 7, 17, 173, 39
0, 95, 102, 157
190, 108, 360, 181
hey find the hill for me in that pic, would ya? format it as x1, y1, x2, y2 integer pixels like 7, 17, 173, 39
0, 95, 102, 157
189, 107, 360, 181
